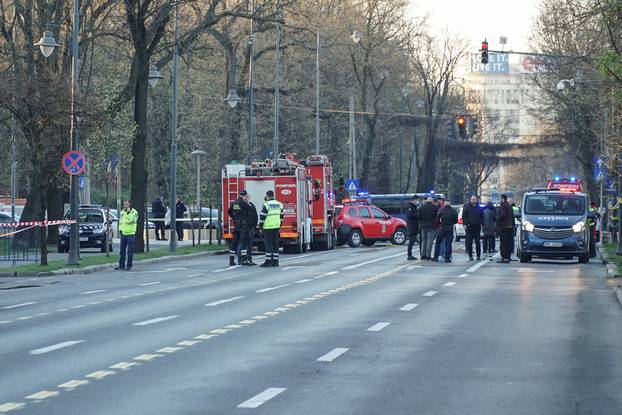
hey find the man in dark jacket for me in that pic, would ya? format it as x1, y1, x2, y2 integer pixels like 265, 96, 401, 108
433, 200, 458, 263
238, 193, 258, 266
175, 198, 187, 241
151, 196, 167, 241
406, 195, 420, 260
418, 197, 438, 260
227, 190, 248, 266
497, 194, 514, 263
462, 195, 484, 261
482, 201, 496, 255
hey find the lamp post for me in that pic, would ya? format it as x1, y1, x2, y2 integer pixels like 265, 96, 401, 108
399, 86, 412, 194
348, 31, 361, 181
145, 64, 163, 253
274, 8, 281, 158
169, 0, 180, 252
247, 0, 256, 165
35, 9, 78, 265
191, 150, 206, 245
315, 28, 320, 155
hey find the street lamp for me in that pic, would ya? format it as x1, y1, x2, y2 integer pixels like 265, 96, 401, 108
35, 7, 80, 265
399, 85, 412, 194
557, 79, 575, 91
169, 0, 180, 252
191, 149, 206, 245
351, 30, 361, 44
225, 89, 241, 108
148, 65, 163, 88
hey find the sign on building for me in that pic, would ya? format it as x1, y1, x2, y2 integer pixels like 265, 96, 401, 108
472, 52, 509, 73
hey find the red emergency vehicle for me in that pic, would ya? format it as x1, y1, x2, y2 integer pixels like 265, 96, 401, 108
222, 154, 336, 253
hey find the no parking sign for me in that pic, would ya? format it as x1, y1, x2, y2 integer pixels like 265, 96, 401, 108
62, 151, 86, 176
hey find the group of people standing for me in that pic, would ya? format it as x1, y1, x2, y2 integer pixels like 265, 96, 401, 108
405, 193, 518, 264
151, 196, 187, 241
228, 190, 283, 267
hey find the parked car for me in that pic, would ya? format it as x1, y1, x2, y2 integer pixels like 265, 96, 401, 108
58, 205, 113, 253
0, 212, 20, 224
334, 199, 407, 247
454, 206, 466, 242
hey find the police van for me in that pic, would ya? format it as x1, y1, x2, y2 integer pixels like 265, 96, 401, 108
516, 187, 594, 263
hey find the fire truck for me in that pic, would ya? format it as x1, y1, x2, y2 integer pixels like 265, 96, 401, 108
222, 154, 336, 254
547, 177, 583, 193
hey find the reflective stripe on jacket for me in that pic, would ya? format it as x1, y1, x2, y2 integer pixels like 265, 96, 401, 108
260, 200, 283, 230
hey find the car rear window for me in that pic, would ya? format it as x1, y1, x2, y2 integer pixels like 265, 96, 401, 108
347, 207, 356, 217
358, 207, 371, 218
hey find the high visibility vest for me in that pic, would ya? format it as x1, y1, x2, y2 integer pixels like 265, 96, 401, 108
120, 208, 138, 235
262, 200, 283, 230
588, 207, 597, 227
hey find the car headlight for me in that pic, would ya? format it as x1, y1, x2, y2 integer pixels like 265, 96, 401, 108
572, 221, 585, 233
522, 221, 534, 232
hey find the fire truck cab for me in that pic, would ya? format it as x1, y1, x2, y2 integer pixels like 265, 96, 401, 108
222, 154, 336, 254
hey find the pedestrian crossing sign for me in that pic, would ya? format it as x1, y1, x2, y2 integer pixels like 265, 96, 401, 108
346, 179, 359, 193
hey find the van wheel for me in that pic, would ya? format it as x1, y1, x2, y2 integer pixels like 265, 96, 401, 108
348, 230, 362, 248
519, 253, 531, 263
578, 254, 589, 264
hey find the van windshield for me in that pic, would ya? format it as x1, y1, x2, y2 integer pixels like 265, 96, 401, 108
524, 194, 585, 215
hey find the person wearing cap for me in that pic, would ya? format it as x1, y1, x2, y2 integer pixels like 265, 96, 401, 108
227, 190, 249, 266
258, 190, 283, 267
238, 192, 258, 266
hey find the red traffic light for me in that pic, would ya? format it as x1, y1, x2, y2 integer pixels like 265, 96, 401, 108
481, 40, 488, 50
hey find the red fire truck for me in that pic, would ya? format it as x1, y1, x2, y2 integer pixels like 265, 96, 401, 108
222, 154, 336, 254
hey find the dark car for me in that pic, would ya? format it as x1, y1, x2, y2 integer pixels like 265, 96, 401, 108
58, 205, 113, 253
334, 199, 407, 247
517, 189, 593, 263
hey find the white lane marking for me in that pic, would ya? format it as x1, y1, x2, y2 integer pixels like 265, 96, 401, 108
367, 322, 391, 332
444, 281, 456, 287
85, 370, 116, 379
30, 340, 84, 355
406, 265, 423, 270
280, 266, 301, 271
140, 270, 167, 274
349, 253, 359, 257
317, 348, 349, 362
2, 302, 36, 310
517, 268, 554, 273
25, 390, 59, 400
57, 380, 89, 389
110, 362, 137, 370
132, 315, 179, 326
237, 388, 287, 408
0, 403, 25, 412
80, 290, 107, 295
314, 271, 339, 279
205, 296, 244, 307
295, 279, 312, 284
399, 303, 418, 311
342, 252, 404, 270
256, 284, 291, 293
139, 281, 161, 286
213, 265, 241, 273
165, 267, 187, 271
457, 273, 469, 278
466, 260, 488, 273
282, 253, 312, 261
187, 273, 202, 278
423, 291, 437, 296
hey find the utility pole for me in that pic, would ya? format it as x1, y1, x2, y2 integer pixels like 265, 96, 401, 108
273, 6, 280, 158
349, 90, 356, 179
315, 29, 320, 155
169, 0, 179, 252
247, 0, 256, 165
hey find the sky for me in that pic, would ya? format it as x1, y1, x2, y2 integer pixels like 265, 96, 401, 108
408, 0, 542, 56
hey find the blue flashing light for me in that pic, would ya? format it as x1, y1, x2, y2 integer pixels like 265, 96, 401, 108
570, 176, 576, 182
430, 190, 435, 194
554, 176, 560, 181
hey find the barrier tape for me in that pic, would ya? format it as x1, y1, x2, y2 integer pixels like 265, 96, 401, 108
0, 220, 76, 228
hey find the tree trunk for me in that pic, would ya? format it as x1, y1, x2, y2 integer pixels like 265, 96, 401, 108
416, 118, 436, 192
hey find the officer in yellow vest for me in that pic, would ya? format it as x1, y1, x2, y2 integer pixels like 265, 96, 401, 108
259, 190, 283, 267
115, 200, 138, 271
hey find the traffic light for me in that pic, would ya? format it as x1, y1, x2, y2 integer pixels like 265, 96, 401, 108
481, 39, 489, 65
471, 118, 479, 138
447, 118, 456, 139
457, 115, 466, 139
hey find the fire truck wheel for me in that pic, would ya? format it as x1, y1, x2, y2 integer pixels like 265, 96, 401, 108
347, 230, 363, 248
392, 228, 407, 245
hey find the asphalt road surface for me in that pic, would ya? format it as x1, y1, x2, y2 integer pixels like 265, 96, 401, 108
1, 244, 621, 414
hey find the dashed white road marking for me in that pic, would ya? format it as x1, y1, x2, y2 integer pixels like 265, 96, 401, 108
187, 273, 202, 278
295, 279, 312, 284
280, 266, 300, 271
133, 315, 179, 326
466, 260, 488, 273
2, 302, 36, 310
457, 273, 469, 278
57, 380, 88, 390
314, 271, 339, 279
80, 290, 107, 295
139, 281, 161, 286
444, 281, 456, 287
30, 340, 84, 355
367, 322, 391, 332
406, 265, 424, 270
205, 296, 244, 307
25, 390, 59, 400
399, 303, 418, 311
317, 348, 349, 362
165, 267, 187, 271
85, 370, 116, 380
342, 252, 404, 270
213, 265, 241, 273
237, 388, 287, 408
256, 284, 291, 293
0, 402, 25, 412
110, 362, 137, 370
140, 270, 167, 274
517, 268, 554, 273
423, 291, 437, 297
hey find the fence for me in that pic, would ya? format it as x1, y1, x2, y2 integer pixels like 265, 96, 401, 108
0, 220, 76, 265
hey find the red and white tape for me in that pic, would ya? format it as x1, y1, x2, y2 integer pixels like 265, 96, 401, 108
0, 219, 76, 228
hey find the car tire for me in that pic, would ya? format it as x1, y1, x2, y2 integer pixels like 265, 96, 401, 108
347, 229, 363, 248
391, 228, 407, 245
455, 236, 461, 242
362, 240, 375, 247
578, 254, 589, 264
519, 253, 531, 263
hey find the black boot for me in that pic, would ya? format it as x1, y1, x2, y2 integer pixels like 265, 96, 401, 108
260, 260, 273, 267
229, 256, 236, 267
271, 260, 279, 267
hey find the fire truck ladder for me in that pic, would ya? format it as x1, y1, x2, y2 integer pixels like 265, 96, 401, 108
226, 173, 241, 235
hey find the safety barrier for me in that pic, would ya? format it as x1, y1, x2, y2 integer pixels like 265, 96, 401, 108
0, 220, 76, 264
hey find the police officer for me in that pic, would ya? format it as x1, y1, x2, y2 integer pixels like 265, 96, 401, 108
259, 190, 283, 267
589, 202, 599, 258
227, 190, 248, 266
406, 195, 419, 260
115, 200, 138, 271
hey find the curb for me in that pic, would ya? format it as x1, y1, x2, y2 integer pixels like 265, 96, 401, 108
0, 249, 228, 278
615, 286, 622, 310
597, 246, 619, 278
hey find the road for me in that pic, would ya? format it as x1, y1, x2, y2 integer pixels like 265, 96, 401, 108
1, 244, 621, 414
